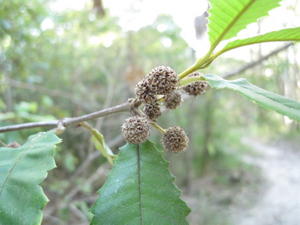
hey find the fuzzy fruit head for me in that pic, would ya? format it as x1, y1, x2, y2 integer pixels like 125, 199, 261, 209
122, 116, 150, 144
143, 102, 161, 121
162, 126, 189, 152
147, 65, 177, 95
135, 80, 157, 104
183, 72, 209, 96
164, 91, 181, 109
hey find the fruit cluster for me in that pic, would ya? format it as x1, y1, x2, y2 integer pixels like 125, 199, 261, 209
121, 66, 209, 152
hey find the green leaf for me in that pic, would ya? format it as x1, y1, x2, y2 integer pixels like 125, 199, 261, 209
90, 141, 190, 225
0, 131, 61, 225
203, 74, 300, 121
208, 0, 282, 49
221, 27, 300, 54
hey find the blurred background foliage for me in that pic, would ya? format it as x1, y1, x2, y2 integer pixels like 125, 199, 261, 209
0, 0, 299, 224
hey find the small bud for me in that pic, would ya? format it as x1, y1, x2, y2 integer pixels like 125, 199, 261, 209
164, 91, 181, 109
143, 102, 161, 120
183, 72, 209, 96
162, 126, 189, 153
147, 65, 177, 95
121, 116, 150, 144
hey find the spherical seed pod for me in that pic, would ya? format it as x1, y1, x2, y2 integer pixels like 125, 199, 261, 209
121, 116, 150, 144
135, 80, 157, 104
143, 102, 161, 120
147, 65, 177, 95
162, 126, 189, 153
164, 91, 181, 109
183, 72, 209, 96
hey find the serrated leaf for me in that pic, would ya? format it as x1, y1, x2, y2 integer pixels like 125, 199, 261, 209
90, 141, 190, 225
0, 131, 61, 225
221, 27, 300, 54
204, 74, 300, 121
208, 0, 282, 49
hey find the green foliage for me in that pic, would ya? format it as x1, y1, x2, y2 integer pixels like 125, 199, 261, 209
91, 141, 190, 225
0, 131, 60, 225
220, 27, 300, 55
204, 74, 300, 121
1, 0, 300, 224
207, 0, 282, 49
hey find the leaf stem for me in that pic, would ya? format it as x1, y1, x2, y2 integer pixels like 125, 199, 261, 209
178, 76, 205, 87
178, 50, 214, 80
79, 122, 97, 136
178, 64, 198, 80
79, 122, 115, 165
149, 121, 166, 134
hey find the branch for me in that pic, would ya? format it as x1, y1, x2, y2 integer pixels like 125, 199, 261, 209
1, 78, 97, 111
0, 102, 130, 133
0, 43, 293, 133
223, 43, 293, 78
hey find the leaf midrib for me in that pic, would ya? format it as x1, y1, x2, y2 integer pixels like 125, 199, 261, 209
211, 0, 256, 50
224, 38, 300, 53
237, 83, 300, 114
0, 149, 23, 196
136, 144, 144, 225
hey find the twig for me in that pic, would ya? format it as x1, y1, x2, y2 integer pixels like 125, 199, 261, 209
69, 205, 89, 223
0, 43, 293, 133
0, 102, 130, 133
1, 78, 95, 111
223, 43, 293, 78
45, 165, 109, 217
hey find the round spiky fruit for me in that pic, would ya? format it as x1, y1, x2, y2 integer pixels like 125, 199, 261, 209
164, 91, 181, 109
143, 102, 161, 120
135, 80, 157, 104
147, 65, 177, 95
183, 72, 209, 96
162, 126, 189, 153
121, 116, 150, 144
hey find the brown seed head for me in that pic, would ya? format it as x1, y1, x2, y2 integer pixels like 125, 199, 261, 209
183, 72, 209, 96
135, 80, 157, 104
147, 65, 177, 95
162, 126, 189, 152
143, 102, 161, 120
121, 116, 150, 144
164, 91, 181, 109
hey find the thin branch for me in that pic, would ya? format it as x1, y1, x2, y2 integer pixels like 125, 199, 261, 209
0, 102, 130, 133
1, 78, 94, 111
223, 43, 293, 78
45, 164, 109, 217
0, 43, 293, 133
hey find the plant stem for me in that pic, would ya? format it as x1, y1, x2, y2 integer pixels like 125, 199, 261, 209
178, 76, 205, 87
0, 102, 131, 133
178, 50, 213, 80
149, 121, 166, 134
178, 64, 198, 80
79, 122, 97, 136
